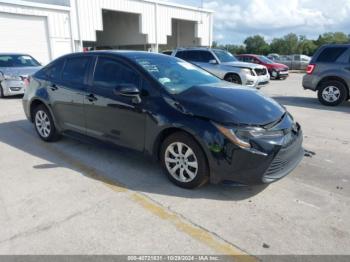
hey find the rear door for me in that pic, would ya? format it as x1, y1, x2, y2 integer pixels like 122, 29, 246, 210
84, 56, 146, 151
48, 56, 91, 133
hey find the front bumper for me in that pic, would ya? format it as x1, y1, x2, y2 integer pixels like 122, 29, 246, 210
1, 79, 26, 96
208, 125, 304, 185
245, 74, 270, 89
270, 69, 289, 79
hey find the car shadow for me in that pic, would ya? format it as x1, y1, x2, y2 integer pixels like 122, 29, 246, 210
272, 96, 350, 113
0, 119, 269, 202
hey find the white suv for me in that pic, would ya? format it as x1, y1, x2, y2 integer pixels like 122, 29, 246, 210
169, 48, 270, 89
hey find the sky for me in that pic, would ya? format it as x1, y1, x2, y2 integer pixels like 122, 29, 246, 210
166, 0, 350, 45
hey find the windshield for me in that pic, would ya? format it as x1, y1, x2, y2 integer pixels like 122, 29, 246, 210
132, 55, 221, 94
0, 55, 41, 68
259, 56, 274, 64
213, 50, 238, 63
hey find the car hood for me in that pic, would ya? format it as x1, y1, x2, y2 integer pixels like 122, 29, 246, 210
272, 63, 289, 70
174, 82, 285, 126
221, 61, 265, 69
0, 66, 42, 77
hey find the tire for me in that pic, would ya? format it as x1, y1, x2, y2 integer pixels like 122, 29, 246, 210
33, 105, 61, 142
271, 70, 278, 79
317, 80, 348, 106
160, 132, 209, 189
224, 74, 242, 85
0, 84, 4, 98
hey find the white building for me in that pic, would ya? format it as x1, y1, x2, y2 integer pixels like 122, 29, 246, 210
0, 0, 213, 65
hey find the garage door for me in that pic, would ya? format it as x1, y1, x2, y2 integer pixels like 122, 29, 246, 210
0, 12, 50, 65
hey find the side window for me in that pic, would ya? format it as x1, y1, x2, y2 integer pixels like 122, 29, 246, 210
199, 51, 215, 63
317, 47, 347, 63
175, 51, 188, 60
35, 59, 64, 80
46, 59, 65, 80
62, 57, 90, 85
185, 51, 215, 63
244, 56, 253, 63
253, 58, 261, 64
93, 57, 140, 89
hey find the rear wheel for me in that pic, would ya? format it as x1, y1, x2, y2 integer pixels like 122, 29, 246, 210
317, 80, 347, 106
160, 132, 209, 189
224, 74, 242, 85
33, 105, 61, 142
0, 85, 4, 98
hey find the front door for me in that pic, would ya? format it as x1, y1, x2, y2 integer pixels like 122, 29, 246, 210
84, 56, 146, 151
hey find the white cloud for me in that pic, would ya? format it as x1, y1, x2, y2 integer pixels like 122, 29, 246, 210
170, 0, 350, 44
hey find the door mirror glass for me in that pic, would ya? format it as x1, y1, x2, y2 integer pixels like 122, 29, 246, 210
209, 59, 218, 64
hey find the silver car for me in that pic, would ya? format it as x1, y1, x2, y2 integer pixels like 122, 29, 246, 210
268, 54, 311, 70
171, 48, 270, 89
0, 53, 42, 98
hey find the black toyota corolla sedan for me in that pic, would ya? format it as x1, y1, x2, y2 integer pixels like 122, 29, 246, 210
23, 51, 304, 189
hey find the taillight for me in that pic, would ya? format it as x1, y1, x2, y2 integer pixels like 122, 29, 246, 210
306, 64, 316, 75
23, 77, 30, 88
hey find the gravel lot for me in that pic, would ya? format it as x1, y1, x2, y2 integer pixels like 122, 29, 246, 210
0, 73, 349, 258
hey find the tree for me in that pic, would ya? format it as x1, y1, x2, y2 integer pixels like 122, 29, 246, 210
316, 32, 350, 46
243, 35, 270, 54
297, 36, 318, 56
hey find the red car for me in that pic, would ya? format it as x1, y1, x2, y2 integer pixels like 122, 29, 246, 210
236, 54, 289, 80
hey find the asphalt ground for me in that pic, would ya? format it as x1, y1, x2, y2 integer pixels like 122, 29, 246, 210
0, 73, 349, 259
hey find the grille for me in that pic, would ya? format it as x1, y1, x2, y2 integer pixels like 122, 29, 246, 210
254, 68, 267, 76
264, 132, 303, 179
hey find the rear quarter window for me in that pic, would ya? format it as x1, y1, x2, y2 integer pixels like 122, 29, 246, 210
316, 47, 348, 63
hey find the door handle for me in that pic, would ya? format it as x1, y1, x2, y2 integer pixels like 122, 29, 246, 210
86, 93, 98, 102
50, 84, 58, 91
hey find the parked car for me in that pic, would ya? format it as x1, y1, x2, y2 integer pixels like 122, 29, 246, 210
303, 44, 350, 106
0, 53, 42, 98
236, 54, 289, 80
170, 48, 270, 89
268, 54, 311, 70
23, 51, 304, 189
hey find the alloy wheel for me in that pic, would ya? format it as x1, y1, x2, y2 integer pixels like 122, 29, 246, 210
322, 86, 341, 103
35, 110, 51, 138
164, 142, 198, 183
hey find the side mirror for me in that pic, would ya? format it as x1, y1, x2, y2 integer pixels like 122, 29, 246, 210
114, 84, 140, 97
209, 59, 218, 64
114, 84, 141, 104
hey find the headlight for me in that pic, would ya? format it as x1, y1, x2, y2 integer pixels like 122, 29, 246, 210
241, 68, 254, 76
214, 124, 284, 149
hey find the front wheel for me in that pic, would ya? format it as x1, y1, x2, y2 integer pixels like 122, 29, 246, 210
224, 74, 242, 85
33, 105, 61, 142
161, 132, 209, 189
317, 81, 347, 106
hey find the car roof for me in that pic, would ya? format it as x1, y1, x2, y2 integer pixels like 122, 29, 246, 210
237, 54, 260, 57
321, 44, 350, 48
174, 47, 229, 52
0, 53, 31, 56
60, 50, 168, 59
